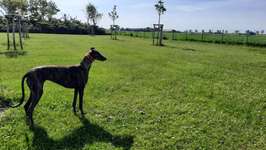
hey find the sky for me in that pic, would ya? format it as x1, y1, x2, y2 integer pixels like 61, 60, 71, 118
53, 0, 266, 32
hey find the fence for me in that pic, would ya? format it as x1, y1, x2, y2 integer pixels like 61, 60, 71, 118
118, 31, 266, 47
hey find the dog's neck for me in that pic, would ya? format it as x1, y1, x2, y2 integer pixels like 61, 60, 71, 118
80, 54, 95, 70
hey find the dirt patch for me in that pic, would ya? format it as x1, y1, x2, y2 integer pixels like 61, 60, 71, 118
0, 50, 27, 58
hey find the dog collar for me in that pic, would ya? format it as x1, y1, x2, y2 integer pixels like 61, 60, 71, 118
85, 55, 95, 63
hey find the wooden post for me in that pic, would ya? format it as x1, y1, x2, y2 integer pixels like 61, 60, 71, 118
221, 33, 224, 43
159, 25, 163, 46
172, 30, 174, 40
246, 34, 249, 44
115, 29, 117, 40
201, 31, 204, 41
18, 16, 23, 50
6, 17, 10, 50
156, 30, 160, 46
110, 25, 113, 39
12, 16, 17, 51
152, 29, 155, 45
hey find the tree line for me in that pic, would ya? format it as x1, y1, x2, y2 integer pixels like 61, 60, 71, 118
0, 0, 105, 34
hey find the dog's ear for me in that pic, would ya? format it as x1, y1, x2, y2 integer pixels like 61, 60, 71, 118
90, 47, 96, 52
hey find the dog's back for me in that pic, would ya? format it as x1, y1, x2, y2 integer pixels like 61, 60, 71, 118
28, 65, 89, 89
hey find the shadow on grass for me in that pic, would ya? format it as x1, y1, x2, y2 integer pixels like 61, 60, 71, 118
0, 50, 27, 58
30, 117, 134, 150
163, 45, 198, 52
0, 96, 18, 113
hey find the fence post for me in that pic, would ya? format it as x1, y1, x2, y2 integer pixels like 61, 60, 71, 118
246, 34, 249, 44
201, 31, 204, 41
172, 30, 175, 40
221, 33, 224, 43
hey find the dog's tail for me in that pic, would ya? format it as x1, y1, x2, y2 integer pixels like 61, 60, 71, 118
9, 74, 28, 108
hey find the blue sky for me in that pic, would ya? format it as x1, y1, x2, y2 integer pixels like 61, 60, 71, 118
54, 0, 266, 32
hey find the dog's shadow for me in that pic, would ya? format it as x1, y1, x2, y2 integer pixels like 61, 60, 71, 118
29, 117, 134, 150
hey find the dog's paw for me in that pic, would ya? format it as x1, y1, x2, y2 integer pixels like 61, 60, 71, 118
73, 108, 77, 114
26, 117, 34, 128
81, 112, 87, 116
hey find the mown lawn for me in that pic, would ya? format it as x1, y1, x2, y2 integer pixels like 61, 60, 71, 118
0, 33, 266, 149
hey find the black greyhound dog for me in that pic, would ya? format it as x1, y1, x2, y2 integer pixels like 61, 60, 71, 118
10, 48, 107, 126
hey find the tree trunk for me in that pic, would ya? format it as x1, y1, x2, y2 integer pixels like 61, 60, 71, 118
157, 13, 161, 46
158, 13, 161, 25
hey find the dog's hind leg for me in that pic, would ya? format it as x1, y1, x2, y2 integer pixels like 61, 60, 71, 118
78, 88, 85, 115
24, 78, 34, 125
25, 92, 36, 126
72, 89, 78, 114
27, 82, 44, 126
24, 92, 33, 118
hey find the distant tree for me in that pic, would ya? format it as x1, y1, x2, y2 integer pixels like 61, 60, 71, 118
28, 0, 40, 21
28, 0, 59, 22
155, 0, 166, 25
39, 0, 48, 20
261, 30, 264, 35
235, 30, 239, 34
46, 1, 59, 21
195, 29, 198, 33
108, 5, 119, 27
256, 31, 260, 35
216, 30, 221, 34
86, 3, 102, 26
208, 29, 212, 33
86, 3, 102, 34
0, 0, 27, 14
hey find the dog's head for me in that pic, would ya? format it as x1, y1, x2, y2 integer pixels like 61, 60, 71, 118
89, 47, 107, 61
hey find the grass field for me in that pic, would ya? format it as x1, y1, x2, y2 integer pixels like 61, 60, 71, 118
0, 33, 266, 149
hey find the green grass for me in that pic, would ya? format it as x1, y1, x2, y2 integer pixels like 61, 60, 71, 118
0, 33, 266, 149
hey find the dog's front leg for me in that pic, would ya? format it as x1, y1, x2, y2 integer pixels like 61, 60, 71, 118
72, 89, 78, 114
78, 88, 85, 115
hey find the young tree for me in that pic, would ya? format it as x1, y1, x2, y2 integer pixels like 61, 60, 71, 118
154, 0, 166, 46
108, 5, 119, 26
155, 0, 166, 25
86, 3, 102, 34
108, 5, 119, 40
0, 0, 27, 50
